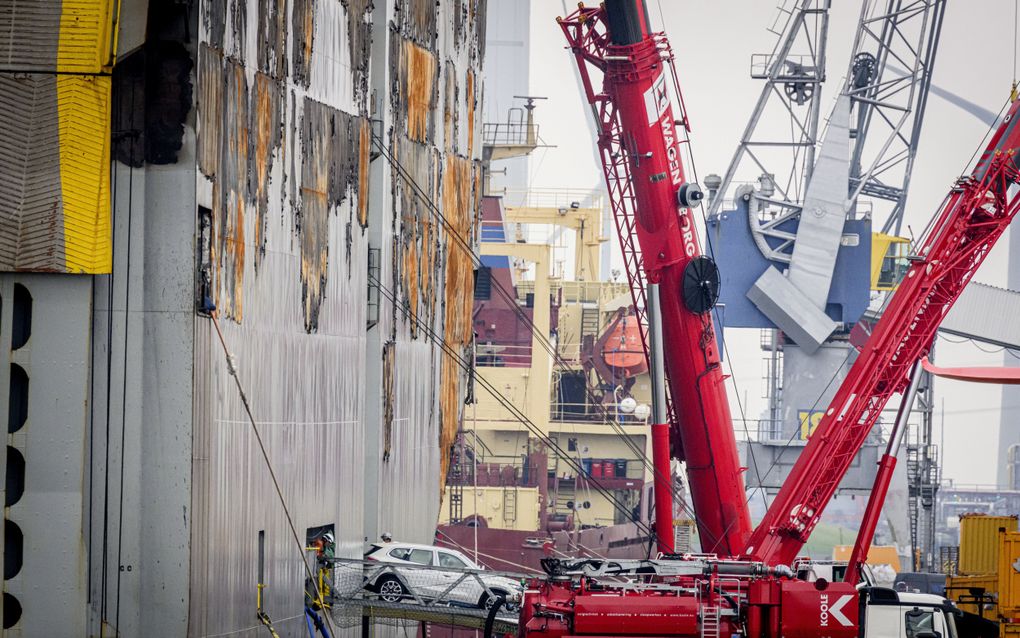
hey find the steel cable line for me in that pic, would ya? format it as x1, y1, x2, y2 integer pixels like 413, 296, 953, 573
371, 133, 713, 542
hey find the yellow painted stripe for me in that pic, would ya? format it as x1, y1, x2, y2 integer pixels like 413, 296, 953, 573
56, 0, 117, 74
55, 0, 117, 273
56, 75, 112, 273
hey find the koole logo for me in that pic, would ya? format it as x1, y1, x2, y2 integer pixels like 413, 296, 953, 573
819, 594, 854, 628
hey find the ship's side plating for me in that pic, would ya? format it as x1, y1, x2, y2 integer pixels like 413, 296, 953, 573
0, 0, 486, 635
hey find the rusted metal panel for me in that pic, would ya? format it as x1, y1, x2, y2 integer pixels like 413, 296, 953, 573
438, 155, 477, 490
202, 0, 227, 50
396, 0, 438, 51
256, 0, 287, 78
346, 0, 373, 104
249, 72, 283, 268
196, 44, 222, 177
213, 57, 250, 321
471, 0, 487, 63
299, 98, 366, 331
393, 137, 440, 338
358, 117, 371, 227
291, 0, 315, 88
382, 340, 396, 459
397, 38, 438, 144
444, 69, 460, 153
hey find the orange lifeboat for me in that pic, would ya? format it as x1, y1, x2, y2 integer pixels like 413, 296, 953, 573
598, 309, 647, 378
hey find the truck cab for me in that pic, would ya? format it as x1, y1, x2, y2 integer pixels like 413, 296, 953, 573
861, 588, 960, 638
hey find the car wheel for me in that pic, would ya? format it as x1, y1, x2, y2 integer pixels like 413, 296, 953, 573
480, 590, 511, 612
376, 575, 407, 603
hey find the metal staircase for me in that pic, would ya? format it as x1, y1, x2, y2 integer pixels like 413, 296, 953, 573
700, 605, 721, 638
580, 305, 601, 339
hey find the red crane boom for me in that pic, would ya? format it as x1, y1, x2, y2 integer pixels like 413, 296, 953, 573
747, 97, 1020, 567
559, 1, 752, 555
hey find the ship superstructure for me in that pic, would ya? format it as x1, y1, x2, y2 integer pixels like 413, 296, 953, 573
438, 186, 698, 569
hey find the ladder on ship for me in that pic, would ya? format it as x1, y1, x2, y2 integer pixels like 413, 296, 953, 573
448, 435, 466, 524
503, 487, 517, 526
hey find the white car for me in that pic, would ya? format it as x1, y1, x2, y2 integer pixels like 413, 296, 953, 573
363, 542, 523, 611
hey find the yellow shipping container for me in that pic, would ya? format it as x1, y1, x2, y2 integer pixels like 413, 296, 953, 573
960, 514, 1019, 575
999, 532, 1020, 617
832, 544, 902, 572
946, 574, 999, 620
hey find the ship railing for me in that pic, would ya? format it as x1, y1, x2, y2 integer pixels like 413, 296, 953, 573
475, 342, 532, 368
515, 279, 631, 304
447, 459, 543, 488
322, 556, 532, 630
479, 220, 574, 247
554, 341, 583, 364
551, 458, 647, 482
482, 121, 538, 147
501, 187, 606, 211
549, 401, 650, 426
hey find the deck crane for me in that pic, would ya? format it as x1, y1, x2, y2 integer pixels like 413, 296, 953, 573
558, 0, 751, 557
523, 1, 1020, 637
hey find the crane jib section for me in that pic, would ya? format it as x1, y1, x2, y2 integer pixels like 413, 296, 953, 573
559, 2, 753, 556
747, 98, 1020, 566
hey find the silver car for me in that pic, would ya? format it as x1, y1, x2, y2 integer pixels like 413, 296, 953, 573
363, 542, 523, 611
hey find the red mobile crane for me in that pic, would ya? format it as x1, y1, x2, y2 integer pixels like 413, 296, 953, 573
558, 0, 752, 557
521, 2, 1020, 637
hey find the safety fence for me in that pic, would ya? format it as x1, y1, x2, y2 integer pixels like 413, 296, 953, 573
320, 556, 534, 632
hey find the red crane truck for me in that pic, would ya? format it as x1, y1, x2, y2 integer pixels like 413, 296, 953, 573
519, 2, 1020, 637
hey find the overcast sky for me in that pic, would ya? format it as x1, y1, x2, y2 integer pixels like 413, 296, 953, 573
516, 0, 1019, 485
